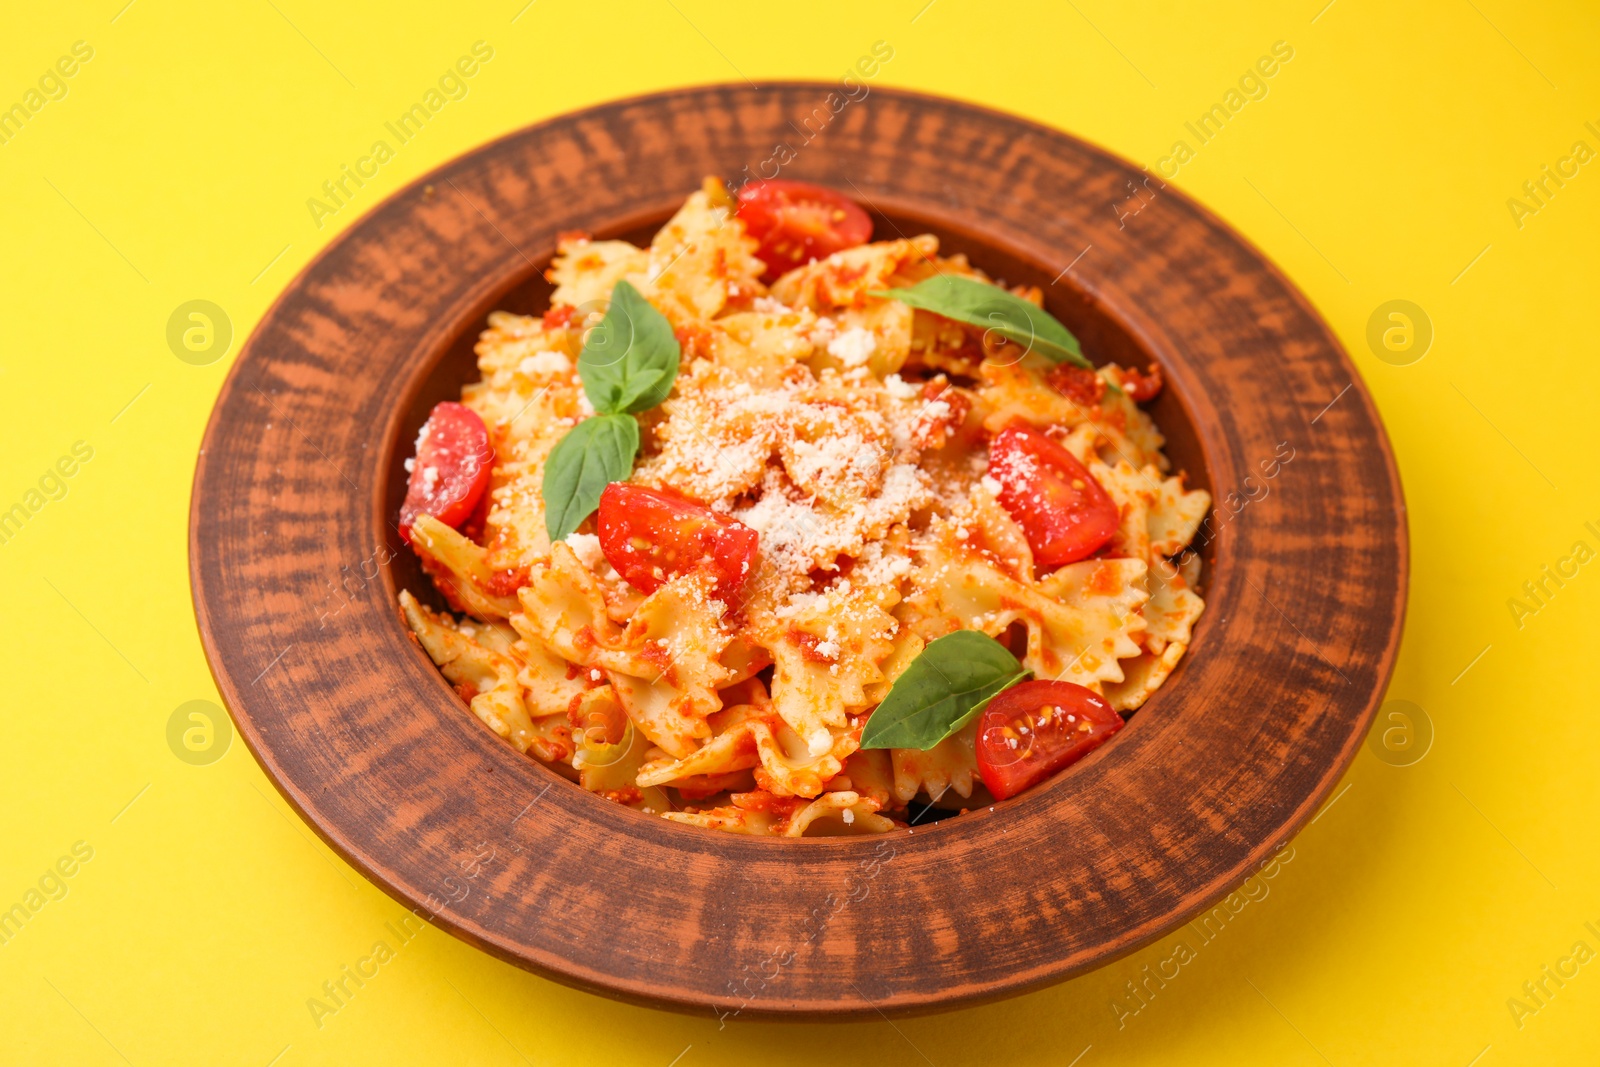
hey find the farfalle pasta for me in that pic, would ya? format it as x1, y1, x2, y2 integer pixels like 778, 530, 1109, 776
396, 177, 1210, 836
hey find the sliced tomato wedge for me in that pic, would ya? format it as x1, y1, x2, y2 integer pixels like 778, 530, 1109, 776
975, 680, 1125, 800
735, 179, 873, 280
988, 424, 1119, 568
596, 483, 760, 602
398, 401, 494, 544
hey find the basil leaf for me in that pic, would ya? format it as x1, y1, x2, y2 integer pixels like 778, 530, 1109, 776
860, 630, 1031, 750
541, 413, 639, 542
872, 275, 1091, 369
578, 280, 681, 414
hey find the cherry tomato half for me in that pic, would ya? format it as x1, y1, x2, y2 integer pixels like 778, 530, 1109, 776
735, 179, 873, 280
597, 483, 760, 602
987, 425, 1119, 568
398, 401, 494, 544
975, 680, 1125, 800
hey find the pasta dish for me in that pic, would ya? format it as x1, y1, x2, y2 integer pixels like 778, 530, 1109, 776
396, 177, 1210, 836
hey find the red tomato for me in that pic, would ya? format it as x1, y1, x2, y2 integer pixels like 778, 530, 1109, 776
735, 179, 873, 280
1120, 363, 1164, 403
1045, 364, 1106, 407
596, 483, 760, 602
975, 680, 1125, 800
542, 305, 576, 330
987, 425, 1119, 567
398, 402, 494, 544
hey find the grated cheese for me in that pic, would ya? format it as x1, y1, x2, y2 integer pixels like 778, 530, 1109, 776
883, 373, 920, 399
562, 532, 604, 571
518, 350, 572, 376
635, 381, 794, 506
735, 463, 932, 583
775, 592, 828, 620
827, 327, 878, 367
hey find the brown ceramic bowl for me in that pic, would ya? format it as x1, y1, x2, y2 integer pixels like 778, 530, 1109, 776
190, 84, 1407, 1017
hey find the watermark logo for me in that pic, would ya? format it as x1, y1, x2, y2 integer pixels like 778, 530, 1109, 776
728, 41, 894, 191
1506, 123, 1599, 230
1172, 439, 1295, 568
1109, 844, 1296, 1028
1146, 41, 1295, 181
305, 41, 495, 230
1507, 925, 1598, 1030
1, 40, 94, 148
167, 699, 232, 765
0, 840, 94, 948
1507, 524, 1597, 630
1366, 699, 1432, 767
316, 542, 398, 629
1365, 300, 1432, 367
1, 440, 94, 548
715, 838, 896, 1025
167, 300, 233, 366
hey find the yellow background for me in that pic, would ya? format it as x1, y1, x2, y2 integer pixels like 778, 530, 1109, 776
2, 1, 1596, 1063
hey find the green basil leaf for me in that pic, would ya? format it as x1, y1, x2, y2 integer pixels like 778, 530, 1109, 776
541, 413, 639, 542
859, 630, 1031, 750
578, 280, 681, 414
871, 275, 1091, 369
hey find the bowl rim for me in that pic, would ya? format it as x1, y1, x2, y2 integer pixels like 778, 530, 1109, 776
190, 81, 1408, 1017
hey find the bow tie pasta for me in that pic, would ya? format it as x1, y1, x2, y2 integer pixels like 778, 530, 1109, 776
396, 178, 1210, 836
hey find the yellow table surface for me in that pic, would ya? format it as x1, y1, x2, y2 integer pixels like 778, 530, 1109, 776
3, 1, 1596, 1063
